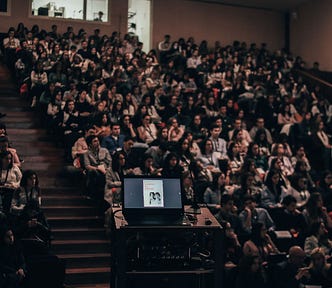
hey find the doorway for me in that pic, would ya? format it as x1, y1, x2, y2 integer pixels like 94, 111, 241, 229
128, 0, 151, 52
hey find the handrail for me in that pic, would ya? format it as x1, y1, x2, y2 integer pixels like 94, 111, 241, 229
292, 69, 332, 99
294, 69, 332, 89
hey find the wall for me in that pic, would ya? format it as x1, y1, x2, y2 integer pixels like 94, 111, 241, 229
290, 0, 332, 71
151, 0, 285, 52
1, 0, 286, 54
0, 0, 127, 37
128, 0, 151, 51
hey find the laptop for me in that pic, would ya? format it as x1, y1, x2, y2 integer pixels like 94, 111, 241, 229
122, 176, 186, 226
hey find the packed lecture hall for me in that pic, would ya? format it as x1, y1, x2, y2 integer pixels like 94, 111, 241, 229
0, 0, 332, 287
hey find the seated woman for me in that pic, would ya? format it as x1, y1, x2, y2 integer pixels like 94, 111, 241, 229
0, 226, 26, 288
0, 136, 21, 168
304, 222, 332, 257
254, 129, 271, 157
161, 153, 183, 178
46, 89, 64, 135
168, 117, 184, 143
58, 100, 84, 162
229, 129, 249, 157
302, 192, 332, 230
10, 170, 50, 246
120, 115, 137, 139
293, 159, 316, 192
235, 255, 268, 288
71, 128, 96, 168
93, 112, 111, 138
277, 103, 298, 135
243, 222, 279, 262
246, 142, 268, 172
319, 170, 332, 212
137, 114, 158, 145
313, 120, 332, 171
133, 154, 162, 176
0, 151, 22, 191
219, 220, 242, 268
105, 151, 128, 204
177, 136, 195, 172
11, 170, 41, 216
268, 142, 294, 177
227, 142, 244, 184
281, 174, 310, 209
233, 172, 263, 211
261, 169, 283, 209
204, 172, 227, 214
198, 138, 220, 173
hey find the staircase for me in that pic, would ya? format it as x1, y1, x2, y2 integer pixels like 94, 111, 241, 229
0, 63, 110, 288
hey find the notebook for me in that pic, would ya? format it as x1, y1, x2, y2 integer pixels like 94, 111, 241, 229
122, 176, 185, 225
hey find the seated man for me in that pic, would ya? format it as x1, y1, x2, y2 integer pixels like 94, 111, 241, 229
239, 195, 275, 235
0, 226, 26, 288
101, 123, 125, 155
215, 194, 241, 235
209, 124, 228, 159
83, 135, 112, 199
274, 246, 307, 288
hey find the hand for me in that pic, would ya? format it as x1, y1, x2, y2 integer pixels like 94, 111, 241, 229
322, 206, 328, 215
28, 219, 37, 228
16, 268, 25, 279
97, 165, 106, 174
295, 268, 310, 280
244, 207, 251, 216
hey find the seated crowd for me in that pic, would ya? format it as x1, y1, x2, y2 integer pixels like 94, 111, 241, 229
2, 22, 332, 287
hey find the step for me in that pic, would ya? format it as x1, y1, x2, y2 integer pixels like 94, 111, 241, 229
39, 176, 78, 189
43, 187, 81, 196
6, 122, 37, 129
11, 145, 62, 155
6, 128, 47, 135
65, 267, 110, 285
48, 215, 104, 228
21, 155, 61, 162
52, 239, 110, 254
52, 227, 106, 241
5, 111, 35, 118
68, 283, 109, 288
58, 253, 110, 268
43, 195, 91, 206
43, 206, 98, 217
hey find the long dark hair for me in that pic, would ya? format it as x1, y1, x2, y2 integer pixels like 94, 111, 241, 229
20, 170, 39, 188
306, 192, 324, 221
112, 151, 126, 174
0, 150, 13, 169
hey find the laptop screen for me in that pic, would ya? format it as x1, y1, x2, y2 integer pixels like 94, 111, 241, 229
122, 176, 183, 216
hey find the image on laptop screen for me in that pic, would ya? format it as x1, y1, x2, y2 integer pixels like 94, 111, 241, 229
123, 176, 183, 213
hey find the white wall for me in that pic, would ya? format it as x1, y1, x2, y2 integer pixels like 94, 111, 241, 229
128, 0, 151, 51
151, 0, 285, 53
32, 0, 84, 19
290, 0, 332, 71
86, 0, 108, 21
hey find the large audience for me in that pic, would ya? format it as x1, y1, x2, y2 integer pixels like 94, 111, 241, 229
1, 22, 332, 287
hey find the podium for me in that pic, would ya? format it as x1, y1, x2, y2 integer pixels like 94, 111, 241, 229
110, 206, 224, 288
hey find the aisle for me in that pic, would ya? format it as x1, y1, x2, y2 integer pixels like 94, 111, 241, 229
0, 63, 110, 288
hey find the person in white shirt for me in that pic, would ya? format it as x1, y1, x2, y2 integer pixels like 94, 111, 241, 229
186, 49, 201, 69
